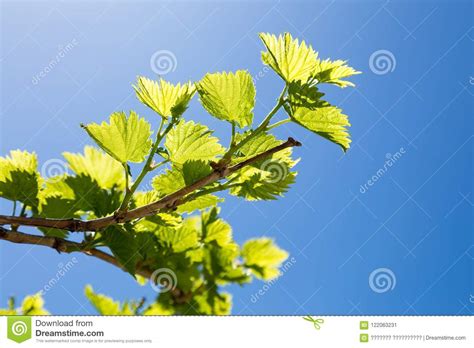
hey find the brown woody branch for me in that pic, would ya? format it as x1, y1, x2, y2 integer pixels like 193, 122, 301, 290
0, 227, 220, 303
0, 137, 301, 232
0, 226, 153, 279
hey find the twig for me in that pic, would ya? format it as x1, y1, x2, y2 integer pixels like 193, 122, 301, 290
0, 226, 152, 279
0, 138, 301, 232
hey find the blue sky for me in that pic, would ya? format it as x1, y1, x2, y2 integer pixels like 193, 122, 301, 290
1, 0, 473, 315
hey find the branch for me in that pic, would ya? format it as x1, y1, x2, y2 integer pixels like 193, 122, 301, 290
0, 226, 152, 279
0, 137, 301, 232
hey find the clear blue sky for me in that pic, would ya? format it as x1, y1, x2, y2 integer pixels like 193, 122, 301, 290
1, 0, 472, 315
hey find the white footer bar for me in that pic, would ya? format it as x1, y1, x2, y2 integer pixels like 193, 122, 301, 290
1, 316, 472, 347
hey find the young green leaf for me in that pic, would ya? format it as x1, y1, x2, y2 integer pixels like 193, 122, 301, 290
197, 70, 255, 128
259, 32, 318, 83
85, 285, 133, 315
312, 59, 361, 87
293, 105, 351, 151
82, 111, 152, 164
152, 163, 222, 213
164, 120, 225, 164
21, 293, 50, 315
241, 238, 288, 280
192, 290, 232, 315
134, 77, 195, 118
203, 218, 233, 247
286, 82, 351, 151
63, 146, 126, 190
155, 217, 200, 253
103, 226, 139, 276
0, 150, 40, 207
229, 133, 298, 200
230, 166, 297, 201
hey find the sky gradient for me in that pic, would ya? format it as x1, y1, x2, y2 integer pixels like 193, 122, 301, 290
0, 0, 473, 315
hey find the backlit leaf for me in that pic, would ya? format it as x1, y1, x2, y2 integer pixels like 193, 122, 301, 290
63, 146, 125, 190
165, 120, 225, 164
241, 238, 288, 280
312, 59, 360, 88
82, 111, 152, 164
259, 32, 318, 83
197, 70, 255, 128
134, 77, 195, 118
0, 150, 40, 207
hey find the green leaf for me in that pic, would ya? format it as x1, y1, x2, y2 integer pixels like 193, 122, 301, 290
259, 32, 318, 83
241, 238, 288, 280
21, 293, 49, 315
152, 163, 222, 213
293, 106, 351, 151
286, 82, 351, 151
192, 290, 232, 315
230, 167, 297, 201
181, 160, 213, 185
203, 242, 240, 278
155, 218, 200, 253
312, 59, 360, 88
82, 111, 152, 164
133, 191, 182, 229
63, 146, 126, 190
204, 219, 232, 247
85, 285, 133, 315
151, 162, 211, 196
287, 81, 326, 110
134, 77, 195, 118
0, 150, 40, 207
152, 166, 185, 196
143, 302, 175, 315
37, 179, 74, 237
235, 132, 298, 167
229, 133, 298, 200
165, 120, 225, 164
103, 226, 139, 276
197, 70, 255, 128
38, 174, 121, 220
177, 195, 221, 214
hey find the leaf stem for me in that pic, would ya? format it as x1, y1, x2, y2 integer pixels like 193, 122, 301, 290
117, 117, 170, 213
229, 122, 236, 148
222, 85, 288, 161
19, 204, 27, 217
267, 117, 291, 130
123, 164, 130, 195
